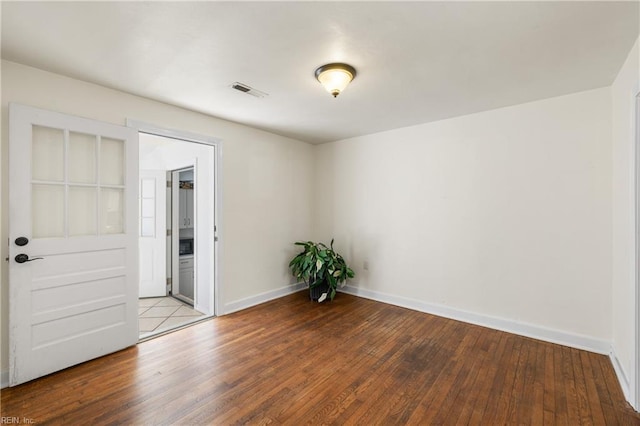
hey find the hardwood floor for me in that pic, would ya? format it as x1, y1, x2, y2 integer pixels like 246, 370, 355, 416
2, 292, 639, 425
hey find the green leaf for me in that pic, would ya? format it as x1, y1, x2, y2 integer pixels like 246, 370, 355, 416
327, 274, 336, 286
316, 259, 323, 271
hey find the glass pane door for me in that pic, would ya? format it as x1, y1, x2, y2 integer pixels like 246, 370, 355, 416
31, 125, 126, 239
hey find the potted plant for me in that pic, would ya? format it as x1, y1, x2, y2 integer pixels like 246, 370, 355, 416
289, 239, 355, 302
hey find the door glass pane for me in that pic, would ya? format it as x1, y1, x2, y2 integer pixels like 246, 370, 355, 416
32, 126, 64, 182
141, 218, 154, 237
101, 188, 124, 234
69, 186, 97, 236
141, 178, 155, 198
141, 199, 155, 218
140, 178, 155, 237
69, 132, 96, 184
32, 184, 64, 238
100, 138, 124, 185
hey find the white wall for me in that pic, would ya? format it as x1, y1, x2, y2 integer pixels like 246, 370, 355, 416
315, 87, 612, 350
611, 36, 640, 406
0, 60, 315, 378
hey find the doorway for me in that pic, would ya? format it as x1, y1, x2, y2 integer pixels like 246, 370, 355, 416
133, 121, 220, 340
138, 163, 205, 339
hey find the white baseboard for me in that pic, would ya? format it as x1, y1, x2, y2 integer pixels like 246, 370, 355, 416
610, 345, 632, 402
341, 284, 610, 355
1, 370, 8, 389
222, 282, 307, 315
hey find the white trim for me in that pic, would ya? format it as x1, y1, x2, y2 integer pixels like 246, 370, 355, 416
1, 370, 8, 389
126, 119, 223, 317
126, 119, 222, 146
634, 91, 640, 411
341, 284, 610, 354
223, 283, 307, 315
611, 344, 631, 401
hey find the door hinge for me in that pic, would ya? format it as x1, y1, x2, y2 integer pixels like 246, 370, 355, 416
166, 180, 172, 188
167, 229, 171, 237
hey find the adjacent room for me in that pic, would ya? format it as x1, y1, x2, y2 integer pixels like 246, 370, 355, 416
1, 1, 640, 423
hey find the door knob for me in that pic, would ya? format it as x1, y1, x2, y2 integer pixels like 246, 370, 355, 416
15, 237, 29, 246
15, 254, 43, 264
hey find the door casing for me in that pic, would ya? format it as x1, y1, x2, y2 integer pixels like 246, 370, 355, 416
129, 119, 221, 317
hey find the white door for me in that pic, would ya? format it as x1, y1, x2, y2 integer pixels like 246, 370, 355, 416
8, 103, 139, 386
139, 170, 167, 298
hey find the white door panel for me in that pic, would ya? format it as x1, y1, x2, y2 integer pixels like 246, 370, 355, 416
9, 103, 138, 386
139, 170, 167, 298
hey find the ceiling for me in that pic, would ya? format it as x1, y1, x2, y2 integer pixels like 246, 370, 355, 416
2, 1, 638, 144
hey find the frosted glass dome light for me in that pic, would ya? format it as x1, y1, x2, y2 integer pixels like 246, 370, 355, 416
314, 63, 357, 98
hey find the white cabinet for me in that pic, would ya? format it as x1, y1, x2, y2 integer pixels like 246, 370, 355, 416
178, 256, 194, 300
179, 188, 194, 229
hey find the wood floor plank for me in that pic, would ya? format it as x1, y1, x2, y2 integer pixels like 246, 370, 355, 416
561, 345, 582, 424
467, 330, 508, 423
507, 337, 531, 423
553, 344, 571, 425
2, 292, 639, 424
530, 340, 546, 425
579, 350, 607, 425
478, 333, 518, 424
543, 345, 557, 425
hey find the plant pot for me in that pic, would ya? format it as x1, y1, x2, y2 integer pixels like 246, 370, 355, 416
309, 281, 330, 302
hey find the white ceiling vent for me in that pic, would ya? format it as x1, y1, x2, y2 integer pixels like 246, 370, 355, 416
230, 82, 268, 98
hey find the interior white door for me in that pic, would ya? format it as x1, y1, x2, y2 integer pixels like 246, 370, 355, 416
8, 103, 139, 386
139, 170, 167, 298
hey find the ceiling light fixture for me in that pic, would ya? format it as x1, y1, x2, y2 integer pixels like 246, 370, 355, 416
314, 63, 356, 98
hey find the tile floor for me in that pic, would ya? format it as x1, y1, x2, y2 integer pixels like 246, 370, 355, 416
138, 296, 207, 340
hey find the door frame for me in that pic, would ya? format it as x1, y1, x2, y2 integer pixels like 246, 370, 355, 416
127, 119, 222, 317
